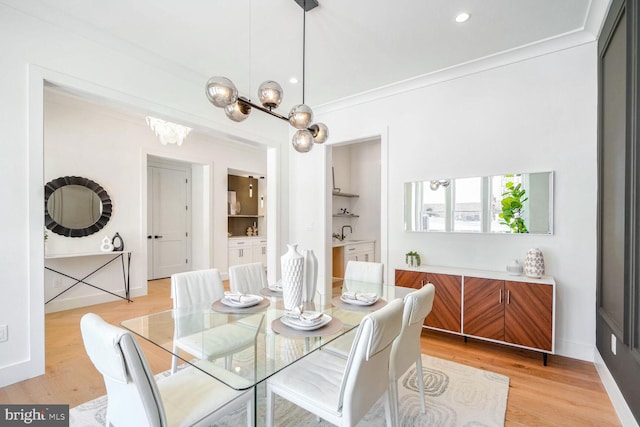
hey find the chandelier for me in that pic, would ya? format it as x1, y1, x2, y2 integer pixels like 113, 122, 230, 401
146, 116, 192, 146
204, 0, 328, 153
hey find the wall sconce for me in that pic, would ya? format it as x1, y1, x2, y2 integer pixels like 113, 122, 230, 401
248, 177, 253, 198
430, 179, 451, 191
260, 195, 264, 208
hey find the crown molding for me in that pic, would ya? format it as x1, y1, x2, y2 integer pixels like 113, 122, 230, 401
314, 28, 597, 116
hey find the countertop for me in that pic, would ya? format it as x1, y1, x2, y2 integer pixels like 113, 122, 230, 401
395, 264, 555, 286
332, 239, 375, 248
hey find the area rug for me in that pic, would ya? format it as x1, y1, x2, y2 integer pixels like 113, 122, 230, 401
70, 354, 509, 426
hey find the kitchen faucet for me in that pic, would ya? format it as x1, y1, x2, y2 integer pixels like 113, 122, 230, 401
341, 225, 353, 240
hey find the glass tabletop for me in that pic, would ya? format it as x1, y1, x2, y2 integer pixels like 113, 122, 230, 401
121, 282, 413, 390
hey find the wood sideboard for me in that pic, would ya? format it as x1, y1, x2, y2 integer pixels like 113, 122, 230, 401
395, 265, 555, 364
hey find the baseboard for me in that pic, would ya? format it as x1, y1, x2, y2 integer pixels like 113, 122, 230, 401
44, 287, 147, 313
594, 349, 639, 427
0, 358, 44, 388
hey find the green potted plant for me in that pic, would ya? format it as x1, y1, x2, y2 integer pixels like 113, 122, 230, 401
405, 251, 421, 267
499, 177, 529, 233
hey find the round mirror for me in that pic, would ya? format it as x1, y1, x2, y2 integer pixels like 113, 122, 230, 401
44, 176, 112, 237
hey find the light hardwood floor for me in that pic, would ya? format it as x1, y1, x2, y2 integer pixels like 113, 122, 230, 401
0, 279, 621, 426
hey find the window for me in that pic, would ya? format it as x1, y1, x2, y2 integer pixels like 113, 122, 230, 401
453, 177, 482, 232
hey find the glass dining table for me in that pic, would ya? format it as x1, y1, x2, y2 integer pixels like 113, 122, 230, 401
121, 281, 412, 425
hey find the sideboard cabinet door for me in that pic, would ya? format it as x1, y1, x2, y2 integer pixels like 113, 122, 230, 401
505, 281, 553, 351
395, 269, 428, 289
463, 277, 504, 340
425, 273, 462, 333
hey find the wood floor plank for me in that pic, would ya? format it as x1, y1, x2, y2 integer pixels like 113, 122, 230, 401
0, 279, 622, 426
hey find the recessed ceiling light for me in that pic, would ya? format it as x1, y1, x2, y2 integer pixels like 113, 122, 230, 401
289, 77, 299, 84
455, 12, 470, 23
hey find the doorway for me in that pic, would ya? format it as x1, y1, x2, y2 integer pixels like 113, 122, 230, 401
330, 138, 382, 279
147, 157, 192, 279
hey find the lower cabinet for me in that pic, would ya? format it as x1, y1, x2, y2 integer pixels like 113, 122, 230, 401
345, 241, 375, 263
463, 277, 553, 351
333, 241, 376, 278
228, 238, 267, 268
503, 280, 553, 351
396, 267, 555, 362
395, 270, 462, 333
252, 239, 267, 266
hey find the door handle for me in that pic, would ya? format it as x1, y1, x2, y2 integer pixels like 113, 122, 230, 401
147, 235, 152, 239
154, 235, 163, 239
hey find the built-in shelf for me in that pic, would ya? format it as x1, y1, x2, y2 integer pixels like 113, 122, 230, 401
333, 213, 360, 218
332, 191, 359, 198
228, 215, 264, 218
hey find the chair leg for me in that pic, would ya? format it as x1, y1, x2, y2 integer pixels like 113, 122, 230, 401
383, 390, 395, 427
265, 384, 275, 427
225, 355, 233, 370
415, 357, 426, 414
389, 377, 399, 427
246, 396, 253, 427
171, 344, 179, 374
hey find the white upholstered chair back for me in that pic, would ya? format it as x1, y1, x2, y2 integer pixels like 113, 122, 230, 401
81, 313, 167, 427
171, 269, 225, 309
389, 283, 436, 423
344, 261, 384, 285
229, 262, 268, 295
339, 298, 403, 425
81, 313, 254, 427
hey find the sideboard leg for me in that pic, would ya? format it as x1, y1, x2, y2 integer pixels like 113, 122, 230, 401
543, 353, 548, 366
464, 336, 468, 343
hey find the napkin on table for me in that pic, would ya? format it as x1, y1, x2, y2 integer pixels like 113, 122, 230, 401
342, 291, 377, 304
224, 291, 258, 304
284, 306, 324, 325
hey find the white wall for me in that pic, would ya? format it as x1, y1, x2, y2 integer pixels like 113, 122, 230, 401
0, 3, 287, 387
293, 42, 598, 361
43, 89, 267, 312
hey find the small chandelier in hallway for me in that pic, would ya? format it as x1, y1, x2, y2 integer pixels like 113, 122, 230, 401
146, 117, 192, 146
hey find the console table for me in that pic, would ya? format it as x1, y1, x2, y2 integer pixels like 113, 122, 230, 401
45, 251, 132, 304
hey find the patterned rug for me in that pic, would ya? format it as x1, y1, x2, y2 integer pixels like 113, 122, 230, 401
70, 354, 509, 426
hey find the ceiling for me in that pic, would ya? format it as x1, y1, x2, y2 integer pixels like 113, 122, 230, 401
13, 0, 606, 107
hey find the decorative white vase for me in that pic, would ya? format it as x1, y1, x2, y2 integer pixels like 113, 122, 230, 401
281, 244, 304, 311
524, 248, 545, 278
100, 235, 114, 252
506, 259, 523, 276
302, 249, 318, 302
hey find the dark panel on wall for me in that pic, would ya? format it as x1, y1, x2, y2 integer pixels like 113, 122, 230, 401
597, 317, 640, 417
600, 2, 628, 335
597, 0, 640, 422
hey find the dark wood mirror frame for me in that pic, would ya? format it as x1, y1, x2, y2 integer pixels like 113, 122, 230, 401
44, 176, 112, 237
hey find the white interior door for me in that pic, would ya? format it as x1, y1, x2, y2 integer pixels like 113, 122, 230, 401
148, 161, 191, 279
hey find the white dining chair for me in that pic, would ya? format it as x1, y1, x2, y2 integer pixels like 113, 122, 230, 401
266, 298, 404, 427
344, 260, 384, 284
389, 283, 435, 425
229, 262, 268, 295
171, 268, 256, 373
320, 261, 385, 359
80, 313, 253, 427
343, 261, 384, 297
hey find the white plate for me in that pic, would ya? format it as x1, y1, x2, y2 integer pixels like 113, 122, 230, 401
281, 314, 332, 331
269, 280, 283, 292
340, 294, 379, 306
220, 295, 263, 308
